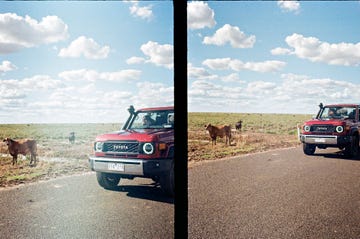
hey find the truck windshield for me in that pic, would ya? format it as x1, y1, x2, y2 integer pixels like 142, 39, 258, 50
129, 111, 174, 129
319, 107, 356, 120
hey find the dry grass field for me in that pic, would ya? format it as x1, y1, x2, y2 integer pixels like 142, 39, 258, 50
0, 123, 121, 187
188, 112, 311, 166
0, 113, 311, 187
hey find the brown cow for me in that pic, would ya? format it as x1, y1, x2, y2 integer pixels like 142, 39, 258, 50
205, 123, 231, 146
3, 138, 37, 166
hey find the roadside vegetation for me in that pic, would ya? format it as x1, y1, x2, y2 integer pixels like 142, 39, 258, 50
0, 113, 311, 187
188, 112, 311, 165
0, 123, 121, 187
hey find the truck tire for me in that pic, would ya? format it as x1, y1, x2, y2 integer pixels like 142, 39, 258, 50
160, 162, 174, 197
344, 135, 359, 158
303, 143, 316, 155
96, 172, 121, 190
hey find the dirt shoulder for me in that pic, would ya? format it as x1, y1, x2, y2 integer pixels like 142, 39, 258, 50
0, 158, 90, 188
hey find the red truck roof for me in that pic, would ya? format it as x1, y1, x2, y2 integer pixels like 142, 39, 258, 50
137, 106, 174, 111
325, 104, 359, 107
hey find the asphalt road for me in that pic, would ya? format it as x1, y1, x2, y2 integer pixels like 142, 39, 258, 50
0, 173, 174, 239
2, 146, 360, 239
188, 146, 360, 239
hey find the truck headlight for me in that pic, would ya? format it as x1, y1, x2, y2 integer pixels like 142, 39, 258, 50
143, 143, 154, 154
304, 125, 311, 132
336, 126, 344, 133
95, 142, 104, 152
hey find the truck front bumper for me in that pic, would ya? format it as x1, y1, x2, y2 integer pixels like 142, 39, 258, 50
88, 156, 172, 177
300, 134, 351, 146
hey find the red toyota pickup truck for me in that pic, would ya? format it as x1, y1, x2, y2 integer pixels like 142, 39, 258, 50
299, 103, 360, 158
89, 105, 174, 196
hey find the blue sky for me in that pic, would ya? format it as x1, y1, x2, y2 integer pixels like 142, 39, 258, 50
188, 1, 360, 115
0, 1, 173, 123
1, 1, 360, 123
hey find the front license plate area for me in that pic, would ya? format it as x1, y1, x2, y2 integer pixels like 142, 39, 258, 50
314, 138, 326, 143
108, 163, 124, 171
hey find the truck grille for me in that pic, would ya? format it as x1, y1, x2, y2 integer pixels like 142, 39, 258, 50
103, 141, 139, 154
310, 125, 335, 133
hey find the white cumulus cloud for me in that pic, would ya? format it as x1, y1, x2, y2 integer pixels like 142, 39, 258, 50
0, 60, 17, 73
140, 41, 173, 69
59, 68, 141, 82
203, 24, 255, 48
129, 2, 153, 20
274, 33, 360, 66
202, 58, 231, 70
0, 13, 69, 54
58, 36, 110, 60
1, 75, 65, 91
0, 70, 173, 123
129, 82, 174, 108
277, 0, 300, 13
126, 56, 145, 65
188, 74, 360, 114
0, 74, 65, 113
202, 58, 286, 73
187, 1, 216, 30
270, 47, 292, 55
278, 73, 360, 103
221, 73, 242, 83
188, 63, 217, 80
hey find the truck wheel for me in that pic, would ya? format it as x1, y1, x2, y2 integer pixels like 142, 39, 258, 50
344, 135, 359, 158
96, 172, 120, 190
160, 163, 174, 197
303, 143, 316, 155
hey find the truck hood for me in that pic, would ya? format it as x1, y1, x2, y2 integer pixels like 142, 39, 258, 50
304, 119, 344, 126
95, 129, 174, 142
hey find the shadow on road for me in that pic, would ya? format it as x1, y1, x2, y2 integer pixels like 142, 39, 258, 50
313, 150, 360, 161
106, 182, 174, 204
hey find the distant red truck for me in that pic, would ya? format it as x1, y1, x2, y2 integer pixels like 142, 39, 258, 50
89, 105, 174, 196
299, 103, 360, 158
